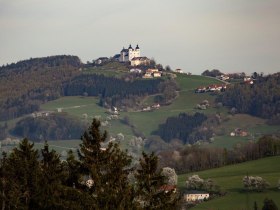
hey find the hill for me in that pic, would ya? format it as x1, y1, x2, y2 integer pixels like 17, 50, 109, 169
178, 156, 280, 210
0, 55, 81, 121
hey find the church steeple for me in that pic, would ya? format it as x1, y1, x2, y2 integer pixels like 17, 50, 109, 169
136, 44, 140, 49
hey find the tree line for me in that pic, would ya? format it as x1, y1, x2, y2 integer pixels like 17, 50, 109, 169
0, 119, 179, 210
217, 73, 280, 120
159, 135, 280, 174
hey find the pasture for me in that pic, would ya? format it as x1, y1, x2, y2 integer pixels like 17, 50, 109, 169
178, 156, 280, 210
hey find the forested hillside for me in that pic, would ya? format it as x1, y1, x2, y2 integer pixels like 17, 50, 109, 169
217, 73, 280, 120
12, 113, 85, 141
0, 55, 81, 120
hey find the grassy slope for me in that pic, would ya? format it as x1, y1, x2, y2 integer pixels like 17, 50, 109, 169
178, 156, 280, 210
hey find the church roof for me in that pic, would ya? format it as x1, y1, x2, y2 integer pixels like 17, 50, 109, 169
121, 47, 128, 53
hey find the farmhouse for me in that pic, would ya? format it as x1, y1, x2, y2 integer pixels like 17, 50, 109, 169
32, 111, 52, 118
95, 57, 109, 65
142, 69, 161, 78
129, 68, 142, 73
175, 69, 183, 73
195, 84, 227, 93
230, 128, 248, 137
217, 74, 230, 81
184, 191, 209, 202
131, 56, 150, 66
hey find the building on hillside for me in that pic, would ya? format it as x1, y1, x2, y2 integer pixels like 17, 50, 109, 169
184, 191, 209, 202
175, 69, 183, 73
217, 74, 230, 81
131, 56, 150, 66
142, 68, 161, 78
129, 68, 142, 73
119, 44, 141, 62
153, 72, 162, 77
95, 57, 109, 65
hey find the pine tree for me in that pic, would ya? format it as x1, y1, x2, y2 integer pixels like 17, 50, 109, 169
135, 152, 179, 210
1, 138, 41, 210
262, 198, 278, 210
38, 142, 67, 209
78, 118, 137, 209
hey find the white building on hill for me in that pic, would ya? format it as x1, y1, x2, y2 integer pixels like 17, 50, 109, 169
119, 44, 140, 62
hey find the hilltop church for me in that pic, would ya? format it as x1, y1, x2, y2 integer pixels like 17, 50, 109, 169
119, 44, 141, 62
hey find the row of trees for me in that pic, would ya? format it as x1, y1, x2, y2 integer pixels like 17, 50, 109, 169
159, 135, 280, 173
0, 119, 179, 209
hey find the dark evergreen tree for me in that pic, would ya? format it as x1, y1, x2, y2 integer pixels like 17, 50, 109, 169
0, 138, 41, 210
262, 198, 278, 210
78, 118, 137, 210
38, 142, 67, 209
135, 152, 179, 210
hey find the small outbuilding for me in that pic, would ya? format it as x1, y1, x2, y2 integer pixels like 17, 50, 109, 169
184, 191, 209, 202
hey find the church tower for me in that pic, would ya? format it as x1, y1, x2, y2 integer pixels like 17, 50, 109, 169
135, 44, 140, 57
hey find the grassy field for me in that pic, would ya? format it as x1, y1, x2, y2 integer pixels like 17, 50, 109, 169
178, 156, 280, 210
82, 62, 129, 77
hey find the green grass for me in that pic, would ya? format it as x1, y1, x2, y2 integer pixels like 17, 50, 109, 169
176, 74, 224, 91
82, 62, 129, 77
178, 156, 280, 210
41, 96, 106, 119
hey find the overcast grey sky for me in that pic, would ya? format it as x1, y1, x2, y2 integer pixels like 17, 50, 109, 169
0, 0, 280, 74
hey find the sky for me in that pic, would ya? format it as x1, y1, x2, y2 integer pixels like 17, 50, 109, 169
0, 0, 280, 75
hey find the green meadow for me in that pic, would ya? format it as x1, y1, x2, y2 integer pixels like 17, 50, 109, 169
178, 156, 280, 210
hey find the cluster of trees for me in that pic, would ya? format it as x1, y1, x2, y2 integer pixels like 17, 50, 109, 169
217, 73, 280, 120
159, 135, 280, 174
153, 113, 208, 144
201, 69, 223, 77
154, 79, 179, 105
185, 175, 221, 194
12, 113, 86, 141
243, 175, 270, 192
0, 119, 179, 210
0, 56, 81, 121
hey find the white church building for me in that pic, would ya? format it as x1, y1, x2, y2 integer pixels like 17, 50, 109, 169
119, 44, 141, 62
